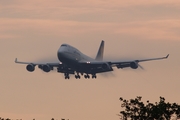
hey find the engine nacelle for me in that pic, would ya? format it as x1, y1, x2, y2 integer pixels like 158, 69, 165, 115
26, 64, 35, 72
130, 62, 138, 69
42, 65, 51, 72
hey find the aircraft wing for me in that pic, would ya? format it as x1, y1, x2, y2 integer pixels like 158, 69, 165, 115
77, 54, 169, 73
14, 58, 72, 73
110, 54, 169, 69
15, 58, 60, 66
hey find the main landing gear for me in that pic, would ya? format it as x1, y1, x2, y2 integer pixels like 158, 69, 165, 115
84, 74, 97, 79
64, 73, 97, 79
92, 74, 97, 79
84, 74, 90, 79
75, 74, 81, 79
64, 73, 70, 79
74, 72, 81, 79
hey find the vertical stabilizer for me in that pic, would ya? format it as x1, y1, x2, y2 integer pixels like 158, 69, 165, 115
95, 40, 104, 61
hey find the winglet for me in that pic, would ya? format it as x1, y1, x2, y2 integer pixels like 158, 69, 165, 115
166, 54, 169, 58
14, 58, 32, 64
15, 58, 18, 63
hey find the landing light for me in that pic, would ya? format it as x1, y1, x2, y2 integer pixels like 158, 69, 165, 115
87, 62, 91, 64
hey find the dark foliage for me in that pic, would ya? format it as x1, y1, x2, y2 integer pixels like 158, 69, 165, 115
119, 96, 180, 120
0, 118, 11, 120
0, 118, 66, 120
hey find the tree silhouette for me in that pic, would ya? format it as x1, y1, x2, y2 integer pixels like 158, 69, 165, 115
119, 96, 180, 120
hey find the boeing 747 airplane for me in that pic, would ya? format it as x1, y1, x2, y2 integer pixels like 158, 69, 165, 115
15, 40, 169, 79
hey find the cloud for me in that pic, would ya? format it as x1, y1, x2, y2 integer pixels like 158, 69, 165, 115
0, 0, 180, 21
0, 0, 180, 41
0, 18, 179, 41
0, 1, 180, 120
115, 19, 180, 41
1, 0, 179, 8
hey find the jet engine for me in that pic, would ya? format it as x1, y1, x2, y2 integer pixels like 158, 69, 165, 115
130, 62, 138, 69
42, 65, 51, 72
26, 64, 35, 72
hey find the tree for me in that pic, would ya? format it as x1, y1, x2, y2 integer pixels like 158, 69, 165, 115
119, 96, 180, 120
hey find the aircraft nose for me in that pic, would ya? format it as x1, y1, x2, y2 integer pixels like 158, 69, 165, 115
57, 47, 66, 61
58, 46, 66, 53
58, 48, 64, 57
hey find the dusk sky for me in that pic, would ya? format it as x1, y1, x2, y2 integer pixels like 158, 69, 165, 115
0, 0, 180, 120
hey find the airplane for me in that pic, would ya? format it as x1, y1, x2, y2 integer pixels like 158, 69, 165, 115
15, 40, 169, 79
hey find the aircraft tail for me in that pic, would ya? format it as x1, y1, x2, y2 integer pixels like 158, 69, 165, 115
95, 40, 104, 61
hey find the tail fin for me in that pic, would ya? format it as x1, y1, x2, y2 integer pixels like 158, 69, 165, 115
95, 40, 104, 61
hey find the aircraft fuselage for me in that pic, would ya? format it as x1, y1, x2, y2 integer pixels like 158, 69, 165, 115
57, 44, 97, 73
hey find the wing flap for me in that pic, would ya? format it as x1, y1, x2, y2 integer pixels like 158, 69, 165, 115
110, 54, 169, 68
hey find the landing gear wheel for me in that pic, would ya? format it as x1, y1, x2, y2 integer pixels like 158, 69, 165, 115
65, 76, 70, 79
84, 74, 90, 79
64, 73, 70, 79
92, 74, 97, 79
75, 75, 81, 79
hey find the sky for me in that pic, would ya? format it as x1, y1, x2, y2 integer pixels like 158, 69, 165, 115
0, 0, 180, 120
